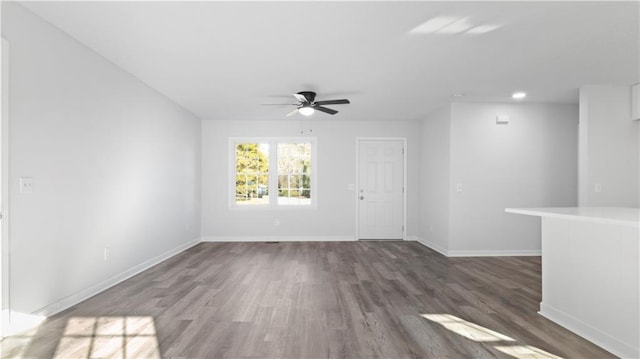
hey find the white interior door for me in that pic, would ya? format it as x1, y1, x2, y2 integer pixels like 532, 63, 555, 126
358, 139, 404, 240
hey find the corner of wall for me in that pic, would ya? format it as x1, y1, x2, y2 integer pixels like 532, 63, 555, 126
416, 236, 449, 257
578, 87, 589, 206
578, 85, 639, 207
418, 105, 452, 253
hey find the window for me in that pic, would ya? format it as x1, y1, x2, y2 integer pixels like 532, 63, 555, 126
277, 143, 312, 205
230, 138, 316, 208
235, 143, 270, 205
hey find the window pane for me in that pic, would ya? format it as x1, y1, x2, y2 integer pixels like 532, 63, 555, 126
289, 174, 302, 189
235, 143, 269, 205
301, 174, 311, 198
277, 143, 312, 206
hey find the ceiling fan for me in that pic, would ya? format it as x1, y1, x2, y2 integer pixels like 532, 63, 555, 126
266, 91, 350, 117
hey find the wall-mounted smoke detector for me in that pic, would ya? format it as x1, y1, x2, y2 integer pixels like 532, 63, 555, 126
496, 115, 510, 125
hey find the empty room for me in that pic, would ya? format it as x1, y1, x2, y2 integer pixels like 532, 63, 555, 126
0, 1, 639, 358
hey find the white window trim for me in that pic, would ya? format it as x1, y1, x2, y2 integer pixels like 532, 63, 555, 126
228, 137, 318, 210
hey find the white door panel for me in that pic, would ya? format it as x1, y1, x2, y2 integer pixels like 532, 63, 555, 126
358, 140, 404, 239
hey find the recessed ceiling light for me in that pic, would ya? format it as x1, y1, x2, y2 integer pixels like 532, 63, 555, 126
512, 92, 527, 100
452, 93, 465, 98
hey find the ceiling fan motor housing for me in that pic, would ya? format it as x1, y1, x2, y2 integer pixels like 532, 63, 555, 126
298, 91, 316, 103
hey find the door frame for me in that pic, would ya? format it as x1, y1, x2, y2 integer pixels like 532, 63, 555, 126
1, 37, 11, 338
355, 137, 407, 240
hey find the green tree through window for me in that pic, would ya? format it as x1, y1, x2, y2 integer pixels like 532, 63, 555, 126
235, 143, 269, 204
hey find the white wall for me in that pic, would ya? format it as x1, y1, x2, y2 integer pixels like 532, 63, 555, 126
201, 119, 421, 241
418, 106, 450, 255
579, 85, 639, 207
448, 103, 578, 255
2, 3, 201, 315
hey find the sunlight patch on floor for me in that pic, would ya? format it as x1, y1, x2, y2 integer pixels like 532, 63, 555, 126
4, 311, 46, 337
0, 336, 35, 359
53, 316, 160, 359
421, 313, 564, 359
421, 313, 515, 342
495, 345, 563, 359
0, 311, 47, 359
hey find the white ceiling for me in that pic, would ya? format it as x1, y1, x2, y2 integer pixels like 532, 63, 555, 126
19, 1, 640, 121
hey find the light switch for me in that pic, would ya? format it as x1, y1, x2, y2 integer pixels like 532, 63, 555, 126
595, 183, 602, 193
632, 84, 640, 120
456, 183, 463, 193
20, 177, 34, 194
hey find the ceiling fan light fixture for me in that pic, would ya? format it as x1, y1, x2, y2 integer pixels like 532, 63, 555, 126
299, 106, 315, 116
512, 92, 527, 100
270, 91, 349, 117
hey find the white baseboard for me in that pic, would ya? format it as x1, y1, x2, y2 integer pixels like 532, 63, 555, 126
201, 236, 356, 242
447, 249, 541, 257
539, 302, 638, 359
32, 237, 201, 318
414, 237, 541, 257
415, 237, 449, 256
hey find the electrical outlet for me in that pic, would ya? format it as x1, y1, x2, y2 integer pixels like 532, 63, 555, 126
456, 184, 463, 193
20, 177, 34, 194
595, 183, 602, 193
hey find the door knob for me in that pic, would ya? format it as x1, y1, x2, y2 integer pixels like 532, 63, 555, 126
360, 196, 364, 200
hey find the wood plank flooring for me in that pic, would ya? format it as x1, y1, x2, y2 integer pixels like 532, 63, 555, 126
1, 241, 615, 358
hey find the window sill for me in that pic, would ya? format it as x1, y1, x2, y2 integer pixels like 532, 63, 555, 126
228, 204, 318, 211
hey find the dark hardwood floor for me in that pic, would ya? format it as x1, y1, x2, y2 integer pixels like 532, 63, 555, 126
1, 241, 614, 358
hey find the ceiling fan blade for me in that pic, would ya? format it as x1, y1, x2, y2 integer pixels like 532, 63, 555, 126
285, 108, 299, 117
260, 103, 298, 106
292, 93, 307, 103
314, 106, 338, 115
315, 99, 350, 106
